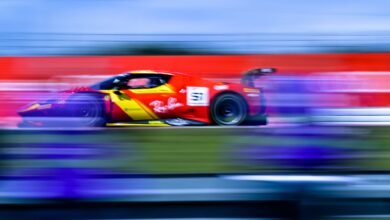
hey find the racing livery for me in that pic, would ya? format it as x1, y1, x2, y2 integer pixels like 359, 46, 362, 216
18, 69, 273, 127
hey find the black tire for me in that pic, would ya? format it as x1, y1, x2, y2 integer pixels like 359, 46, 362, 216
66, 93, 106, 127
211, 93, 247, 126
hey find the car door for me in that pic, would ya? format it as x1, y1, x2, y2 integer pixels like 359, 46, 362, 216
120, 74, 184, 121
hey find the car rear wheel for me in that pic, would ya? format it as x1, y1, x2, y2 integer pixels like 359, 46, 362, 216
211, 93, 247, 126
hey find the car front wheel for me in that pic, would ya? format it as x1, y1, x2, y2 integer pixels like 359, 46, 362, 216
66, 93, 106, 127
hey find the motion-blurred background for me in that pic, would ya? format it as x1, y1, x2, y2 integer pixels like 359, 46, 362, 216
1, 0, 390, 219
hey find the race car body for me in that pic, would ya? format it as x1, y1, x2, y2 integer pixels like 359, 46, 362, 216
18, 69, 272, 127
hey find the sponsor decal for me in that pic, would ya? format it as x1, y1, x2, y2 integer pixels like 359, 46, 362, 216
247, 93, 260, 97
187, 86, 209, 106
179, 89, 186, 93
149, 97, 183, 113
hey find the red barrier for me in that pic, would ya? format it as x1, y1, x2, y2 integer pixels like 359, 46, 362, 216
2, 53, 390, 80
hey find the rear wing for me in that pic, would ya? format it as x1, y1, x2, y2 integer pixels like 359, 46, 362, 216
241, 68, 276, 87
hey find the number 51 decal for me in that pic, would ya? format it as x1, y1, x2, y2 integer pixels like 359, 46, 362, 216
187, 87, 209, 106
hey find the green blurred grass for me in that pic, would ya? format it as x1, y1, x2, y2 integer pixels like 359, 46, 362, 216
1, 126, 390, 174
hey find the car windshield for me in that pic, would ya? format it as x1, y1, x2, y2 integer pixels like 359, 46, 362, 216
89, 73, 130, 90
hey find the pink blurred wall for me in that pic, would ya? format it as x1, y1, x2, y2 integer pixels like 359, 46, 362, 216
1, 53, 390, 80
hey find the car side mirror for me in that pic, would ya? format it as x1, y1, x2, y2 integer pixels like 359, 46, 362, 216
113, 89, 122, 95
112, 78, 127, 92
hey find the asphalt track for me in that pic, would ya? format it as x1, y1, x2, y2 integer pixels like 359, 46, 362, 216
0, 174, 388, 219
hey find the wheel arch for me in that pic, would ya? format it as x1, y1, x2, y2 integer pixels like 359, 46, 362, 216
67, 91, 107, 106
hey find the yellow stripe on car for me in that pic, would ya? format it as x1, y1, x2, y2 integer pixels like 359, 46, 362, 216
130, 85, 175, 94
134, 99, 159, 119
19, 103, 40, 112
128, 70, 158, 74
106, 122, 170, 127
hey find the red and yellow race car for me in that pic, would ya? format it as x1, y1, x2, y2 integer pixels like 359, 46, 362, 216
18, 68, 273, 127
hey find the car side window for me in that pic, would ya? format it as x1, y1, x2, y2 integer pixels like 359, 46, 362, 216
127, 78, 151, 89
126, 75, 170, 89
